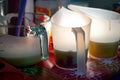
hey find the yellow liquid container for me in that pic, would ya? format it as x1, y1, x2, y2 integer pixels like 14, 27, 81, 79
69, 5, 120, 59
89, 41, 119, 58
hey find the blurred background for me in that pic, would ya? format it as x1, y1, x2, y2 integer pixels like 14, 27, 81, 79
3, 0, 120, 15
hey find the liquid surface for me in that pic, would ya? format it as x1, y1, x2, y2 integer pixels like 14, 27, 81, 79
89, 40, 119, 58
54, 49, 77, 69
2, 55, 41, 67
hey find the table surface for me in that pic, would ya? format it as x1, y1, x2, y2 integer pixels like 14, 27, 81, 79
1, 46, 120, 80
32, 49, 120, 80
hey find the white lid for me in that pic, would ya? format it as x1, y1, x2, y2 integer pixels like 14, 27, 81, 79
51, 6, 91, 27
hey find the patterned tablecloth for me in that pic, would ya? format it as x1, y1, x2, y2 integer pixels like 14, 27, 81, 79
33, 47, 120, 80
0, 46, 120, 80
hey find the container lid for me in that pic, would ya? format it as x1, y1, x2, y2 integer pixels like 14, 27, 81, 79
51, 6, 91, 27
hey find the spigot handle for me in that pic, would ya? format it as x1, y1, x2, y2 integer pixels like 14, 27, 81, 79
38, 26, 49, 60
30, 25, 49, 60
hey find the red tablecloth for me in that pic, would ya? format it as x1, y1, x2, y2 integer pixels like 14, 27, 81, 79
34, 48, 120, 80
1, 44, 120, 80
0, 58, 33, 80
